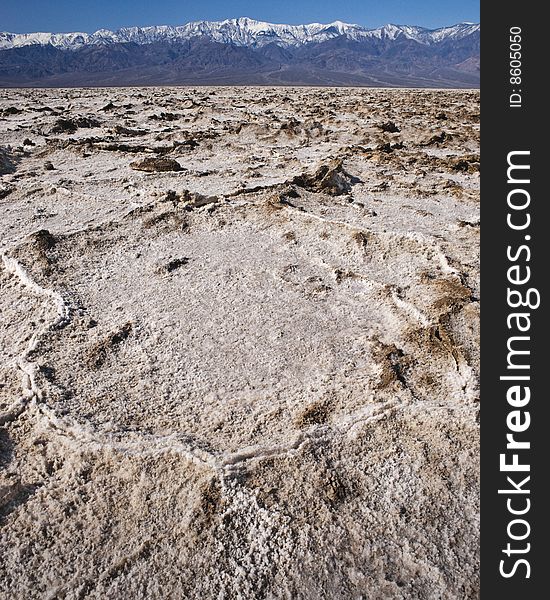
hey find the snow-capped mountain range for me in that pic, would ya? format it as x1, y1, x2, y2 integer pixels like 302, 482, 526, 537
0, 17, 480, 50
0, 17, 480, 88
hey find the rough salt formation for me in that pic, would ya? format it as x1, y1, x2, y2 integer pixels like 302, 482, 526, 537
0, 87, 479, 599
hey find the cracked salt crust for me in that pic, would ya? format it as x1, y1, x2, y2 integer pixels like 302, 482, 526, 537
0, 87, 479, 599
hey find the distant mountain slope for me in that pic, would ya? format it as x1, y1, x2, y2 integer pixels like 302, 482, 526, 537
0, 17, 480, 87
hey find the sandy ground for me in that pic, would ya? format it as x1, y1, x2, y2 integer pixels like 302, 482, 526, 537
0, 87, 479, 599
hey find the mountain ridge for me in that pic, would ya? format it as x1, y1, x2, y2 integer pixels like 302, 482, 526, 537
0, 18, 480, 88
0, 17, 480, 50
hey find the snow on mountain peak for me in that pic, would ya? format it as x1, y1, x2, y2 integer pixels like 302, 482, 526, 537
0, 18, 480, 51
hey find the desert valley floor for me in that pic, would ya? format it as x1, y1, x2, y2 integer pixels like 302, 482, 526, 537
0, 87, 479, 599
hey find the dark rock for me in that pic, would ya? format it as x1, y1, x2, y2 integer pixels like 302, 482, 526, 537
112, 125, 147, 137
51, 119, 78, 134
129, 157, 183, 172
450, 154, 480, 173
422, 131, 449, 146
0, 147, 16, 175
376, 143, 394, 154
29, 229, 57, 251
51, 116, 100, 134
164, 257, 189, 273
149, 112, 181, 122
0, 184, 14, 199
74, 116, 100, 128
378, 121, 400, 133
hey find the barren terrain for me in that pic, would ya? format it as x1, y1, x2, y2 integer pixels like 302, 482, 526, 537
0, 87, 479, 599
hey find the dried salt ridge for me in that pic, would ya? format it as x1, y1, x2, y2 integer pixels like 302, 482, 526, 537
0, 87, 479, 599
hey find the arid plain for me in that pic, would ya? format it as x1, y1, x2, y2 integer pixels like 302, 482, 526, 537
0, 87, 479, 599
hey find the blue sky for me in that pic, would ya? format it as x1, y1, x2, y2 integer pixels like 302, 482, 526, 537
1, 1, 480, 34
